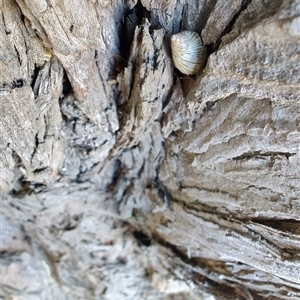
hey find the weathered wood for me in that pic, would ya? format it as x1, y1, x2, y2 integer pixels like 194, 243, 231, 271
1, 0, 299, 299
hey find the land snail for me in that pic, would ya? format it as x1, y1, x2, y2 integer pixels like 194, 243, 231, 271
170, 31, 207, 76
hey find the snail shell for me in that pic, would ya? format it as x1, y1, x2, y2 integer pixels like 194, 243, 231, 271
171, 31, 207, 75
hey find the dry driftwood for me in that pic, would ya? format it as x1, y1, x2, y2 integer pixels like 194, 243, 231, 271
1, 0, 300, 299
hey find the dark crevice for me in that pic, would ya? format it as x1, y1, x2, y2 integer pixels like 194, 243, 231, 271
106, 159, 122, 192
20, 12, 26, 24
10, 149, 32, 196
11, 149, 24, 168
30, 64, 41, 93
202, 100, 216, 114
117, 182, 134, 204
132, 230, 151, 246
30, 133, 39, 163
232, 151, 296, 161
111, 0, 150, 104
245, 221, 300, 260
0, 79, 24, 91
153, 176, 170, 208
62, 70, 72, 96
43, 114, 49, 141
209, 0, 252, 52
33, 167, 48, 174
250, 218, 300, 234
176, 183, 299, 238
10, 179, 31, 197
73, 142, 96, 155
11, 79, 24, 88
119, 0, 147, 67
14, 45, 22, 65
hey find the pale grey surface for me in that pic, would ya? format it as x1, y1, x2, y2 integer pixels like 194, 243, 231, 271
1, 0, 299, 299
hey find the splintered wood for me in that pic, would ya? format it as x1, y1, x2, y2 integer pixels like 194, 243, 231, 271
1, 0, 299, 299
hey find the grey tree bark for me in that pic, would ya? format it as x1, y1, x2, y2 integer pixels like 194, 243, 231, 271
1, 0, 299, 299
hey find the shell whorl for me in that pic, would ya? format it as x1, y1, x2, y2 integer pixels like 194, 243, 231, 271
171, 31, 207, 75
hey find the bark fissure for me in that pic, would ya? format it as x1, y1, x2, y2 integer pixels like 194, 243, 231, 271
1, 0, 299, 298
